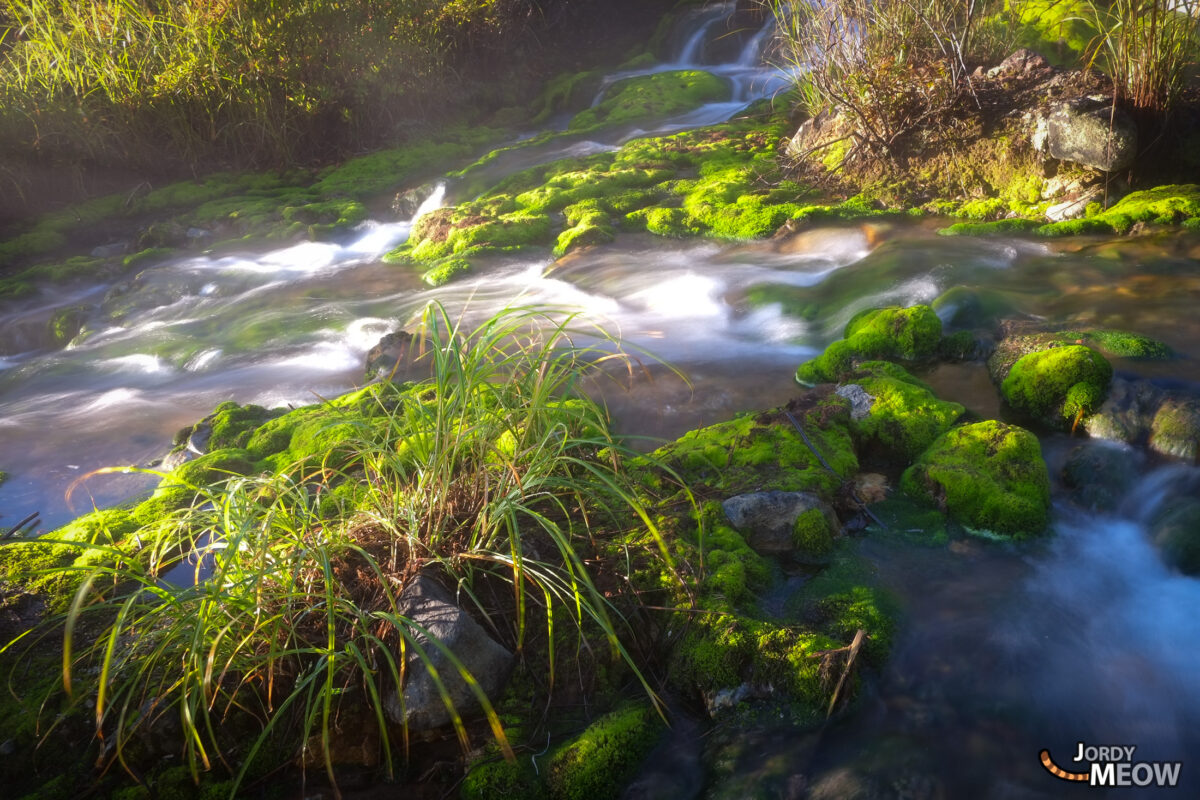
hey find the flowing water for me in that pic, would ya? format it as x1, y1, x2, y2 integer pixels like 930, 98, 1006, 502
2, 3, 1200, 797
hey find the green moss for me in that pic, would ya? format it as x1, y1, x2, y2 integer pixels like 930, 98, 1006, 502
1037, 185, 1200, 236
0, 508, 140, 610
568, 70, 730, 132
546, 704, 664, 800
938, 218, 1043, 236
1001, 345, 1112, 429
204, 401, 283, 450
1077, 329, 1172, 360
645, 394, 857, 499
845, 305, 943, 359
463, 755, 547, 800
784, 540, 895, 662
122, 246, 175, 268
901, 421, 1051, 538
796, 306, 943, 385
792, 508, 835, 558
845, 361, 965, 461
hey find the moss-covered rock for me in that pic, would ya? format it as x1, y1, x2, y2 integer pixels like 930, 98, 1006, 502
1000, 345, 1112, 429
796, 305, 942, 385
546, 704, 665, 800
644, 390, 858, 499
1037, 184, 1200, 236
841, 361, 965, 462
568, 70, 730, 132
901, 421, 1051, 538
1148, 396, 1200, 463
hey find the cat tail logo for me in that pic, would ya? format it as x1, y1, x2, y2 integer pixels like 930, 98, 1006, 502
1040, 745, 1183, 788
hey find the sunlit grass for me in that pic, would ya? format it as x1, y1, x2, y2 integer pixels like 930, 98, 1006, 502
9, 303, 679, 797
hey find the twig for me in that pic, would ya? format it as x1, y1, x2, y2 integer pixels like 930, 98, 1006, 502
826, 628, 866, 718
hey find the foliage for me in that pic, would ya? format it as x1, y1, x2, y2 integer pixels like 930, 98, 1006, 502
1073, 0, 1200, 111
9, 304, 674, 796
0, 0, 556, 216
769, 0, 1005, 165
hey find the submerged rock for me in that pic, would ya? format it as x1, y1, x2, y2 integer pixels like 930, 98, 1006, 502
1061, 441, 1140, 512
1150, 500, 1200, 575
901, 421, 1051, 538
382, 574, 514, 732
721, 490, 839, 557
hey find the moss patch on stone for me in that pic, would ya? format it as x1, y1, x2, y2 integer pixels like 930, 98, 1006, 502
1000, 344, 1112, 429
901, 421, 1051, 538
643, 392, 858, 499
568, 70, 730, 132
546, 703, 664, 800
796, 305, 943, 385
844, 361, 966, 462
1038, 184, 1200, 236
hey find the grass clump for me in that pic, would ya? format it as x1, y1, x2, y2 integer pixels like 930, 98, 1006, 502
5, 304, 675, 796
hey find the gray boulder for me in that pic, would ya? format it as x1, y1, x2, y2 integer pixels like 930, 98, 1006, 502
383, 574, 514, 732
365, 330, 417, 380
722, 490, 838, 555
1039, 98, 1138, 172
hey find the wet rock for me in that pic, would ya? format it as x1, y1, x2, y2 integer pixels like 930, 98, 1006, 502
392, 182, 440, 220
382, 574, 514, 732
1083, 377, 1164, 445
1038, 98, 1138, 172
90, 242, 129, 259
1061, 441, 1139, 512
160, 447, 192, 471
366, 330, 417, 380
1149, 499, 1200, 575
836, 384, 875, 420
808, 767, 882, 800
1149, 396, 1200, 463
721, 490, 839, 555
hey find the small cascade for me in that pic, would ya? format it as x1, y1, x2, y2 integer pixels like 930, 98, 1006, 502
410, 182, 447, 225
737, 16, 776, 67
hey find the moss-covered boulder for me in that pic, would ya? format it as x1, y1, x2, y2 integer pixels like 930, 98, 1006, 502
1149, 396, 1200, 463
644, 389, 858, 499
721, 490, 839, 559
545, 704, 665, 800
901, 421, 1051, 538
1000, 345, 1112, 430
796, 305, 942, 385
839, 361, 965, 462
568, 69, 730, 132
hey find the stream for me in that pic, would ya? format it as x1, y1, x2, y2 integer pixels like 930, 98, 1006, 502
2, 3, 1200, 797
